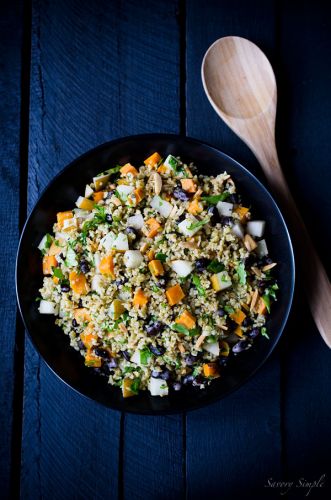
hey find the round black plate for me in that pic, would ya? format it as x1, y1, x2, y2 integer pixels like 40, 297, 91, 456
16, 134, 295, 414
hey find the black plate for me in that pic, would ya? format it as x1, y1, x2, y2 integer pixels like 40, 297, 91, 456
16, 134, 295, 414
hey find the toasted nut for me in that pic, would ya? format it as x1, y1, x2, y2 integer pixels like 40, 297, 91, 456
178, 342, 185, 353
139, 242, 149, 253
262, 262, 277, 272
194, 333, 207, 349
250, 289, 259, 312
251, 266, 263, 278
244, 234, 257, 252
153, 171, 162, 195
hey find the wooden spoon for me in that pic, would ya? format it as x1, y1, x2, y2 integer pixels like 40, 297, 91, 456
202, 36, 331, 348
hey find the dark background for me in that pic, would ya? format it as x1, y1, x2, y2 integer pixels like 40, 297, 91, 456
1, 0, 331, 499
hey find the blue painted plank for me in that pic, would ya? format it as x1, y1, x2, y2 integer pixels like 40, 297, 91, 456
21, 1, 183, 499
0, 0, 23, 497
185, 1, 283, 498
278, 1, 331, 490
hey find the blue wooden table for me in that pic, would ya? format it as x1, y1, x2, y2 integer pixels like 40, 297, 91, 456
2, 1, 331, 498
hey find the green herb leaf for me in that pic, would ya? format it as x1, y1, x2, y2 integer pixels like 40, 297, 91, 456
236, 262, 247, 285
261, 327, 270, 339
45, 233, 53, 248
140, 347, 151, 365
187, 218, 209, 231
207, 260, 224, 273
262, 294, 271, 313
129, 378, 141, 394
155, 253, 167, 262
206, 335, 217, 343
96, 165, 122, 177
223, 305, 235, 314
201, 192, 230, 204
192, 274, 206, 296
35, 297, 42, 302
171, 323, 189, 335
52, 267, 64, 280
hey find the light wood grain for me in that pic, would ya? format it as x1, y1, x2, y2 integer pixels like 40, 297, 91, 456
202, 35, 331, 348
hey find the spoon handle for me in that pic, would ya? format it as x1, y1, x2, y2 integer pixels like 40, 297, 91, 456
252, 138, 331, 347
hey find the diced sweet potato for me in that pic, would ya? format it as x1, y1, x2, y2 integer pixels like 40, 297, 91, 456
122, 378, 138, 398
80, 329, 97, 349
234, 206, 249, 221
229, 309, 246, 325
176, 310, 196, 330
144, 218, 161, 238
219, 340, 230, 357
42, 255, 58, 275
93, 191, 105, 202
147, 249, 155, 261
99, 254, 115, 278
166, 284, 185, 306
255, 297, 267, 315
144, 152, 161, 167
234, 325, 244, 337
84, 349, 102, 367
187, 198, 203, 215
148, 259, 164, 276
120, 163, 138, 176
133, 187, 144, 205
56, 211, 73, 229
203, 363, 220, 378
133, 288, 149, 308
181, 179, 197, 193
69, 271, 89, 295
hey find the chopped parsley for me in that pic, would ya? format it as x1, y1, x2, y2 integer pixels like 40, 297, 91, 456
187, 218, 209, 231
223, 305, 235, 314
261, 327, 270, 339
207, 260, 224, 273
96, 165, 122, 177
192, 274, 206, 296
201, 192, 230, 204
155, 252, 167, 262
236, 262, 247, 285
52, 267, 65, 280
130, 378, 141, 394
140, 347, 151, 365
171, 324, 199, 336
262, 294, 271, 313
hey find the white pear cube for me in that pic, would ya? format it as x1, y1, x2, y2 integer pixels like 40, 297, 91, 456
217, 201, 233, 216
178, 216, 200, 237
256, 239, 269, 257
170, 260, 193, 277
150, 195, 173, 218
149, 378, 169, 397
246, 220, 266, 238
203, 341, 220, 356
127, 213, 144, 230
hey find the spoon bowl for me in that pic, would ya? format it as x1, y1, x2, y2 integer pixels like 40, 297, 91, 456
203, 37, 276, 119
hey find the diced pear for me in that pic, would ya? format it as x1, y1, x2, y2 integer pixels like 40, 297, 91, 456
124, 250, 143, 269
109, 299, 125, 320
210, 271, 232, 291
116, 184, 134, 201
256, 239, 268, 257
216, 201, 233, 216
39, 300, 58, 315
231, 221, 244, 239
149, 377, 169, 397
75, 196, 95, 211
203, 341, 220, 356
113, 233, 129, 251
150, 195, 173, 218
93, 173, 110, 191
246, 220, 266, 238
85, 184, 94, 198
178, 215, 200, 237
170, 260, 193, 277
127, 213, 144, 230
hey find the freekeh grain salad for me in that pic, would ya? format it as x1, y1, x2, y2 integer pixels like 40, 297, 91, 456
38, 152, 278, 397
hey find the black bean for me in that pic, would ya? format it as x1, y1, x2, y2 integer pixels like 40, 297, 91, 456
78, 299, 83, 308
173, 186, 190, 201
156, 278, 166, 288
121, 350, 131, 361
220, 216, 233, 226
149, 345, 165, 356
106, 190, 115, 199
152, 369, 171, 380
195, 258, 210, 273
247, 327, 260, 339
77, 340, 85, 351
263, 256, 273, 265
61, 283, 70, 293
107, 357, 118, 368
59, 253, 65, 261
172, 382, 182, 391
208, 206, 221, 225
105, 213, 113, 223
125, 226, 137, 237
72, 318, 78, 328
145, 321, 164, 336
232, 340, 252, 354
185, 354, 199, 366
80, 259, 90, 274
192, 376, 204, 387
115, 278, 128, 286
182, 374, 194, 385
151, 370, 162, 378
176, 213, 186, 224
94, 348, 110, 359
217, 308, 226, 317
242, 317, 251, 327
